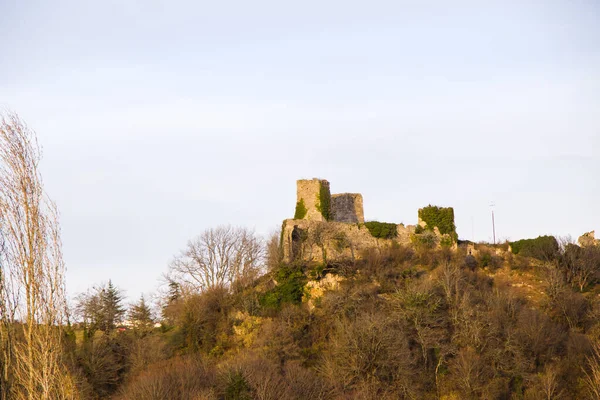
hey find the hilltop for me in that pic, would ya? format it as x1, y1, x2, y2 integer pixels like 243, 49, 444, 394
92, 178, 600, 399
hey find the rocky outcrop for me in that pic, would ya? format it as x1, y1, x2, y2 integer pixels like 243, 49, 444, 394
578, 231, 599, 247
304, 273, 345, 310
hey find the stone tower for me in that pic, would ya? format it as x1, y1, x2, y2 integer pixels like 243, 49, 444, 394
331, 193, 364, 223
295, 179, 331, 221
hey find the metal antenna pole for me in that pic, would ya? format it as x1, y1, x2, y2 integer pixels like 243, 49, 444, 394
492, 210, 496, 245
490, 202, 496, 245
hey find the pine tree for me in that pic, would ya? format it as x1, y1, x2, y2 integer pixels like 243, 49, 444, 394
100, 280, 126, 332
129, 295, 154, 335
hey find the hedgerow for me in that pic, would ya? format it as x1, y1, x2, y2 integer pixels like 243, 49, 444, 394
510, 235, 559, 260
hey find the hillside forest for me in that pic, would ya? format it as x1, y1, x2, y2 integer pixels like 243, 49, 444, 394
2, 114, 600, 400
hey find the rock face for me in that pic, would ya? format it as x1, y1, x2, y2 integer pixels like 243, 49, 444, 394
304, 273, 344, 310
579, 231, 599, 247
331, 193, 364, 223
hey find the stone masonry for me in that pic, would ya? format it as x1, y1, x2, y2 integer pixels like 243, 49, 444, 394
283, 178, 426, 264
296, 179, 330, 221
295, 178, 364, 224
331, 193, 364, 223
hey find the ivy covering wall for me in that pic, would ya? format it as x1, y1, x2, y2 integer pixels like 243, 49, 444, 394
294, 199, 307, 219
418, 205, 458, 241
315, 181, 331, 221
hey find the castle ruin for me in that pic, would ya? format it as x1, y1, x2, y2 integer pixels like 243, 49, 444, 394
281, 178, 456, 264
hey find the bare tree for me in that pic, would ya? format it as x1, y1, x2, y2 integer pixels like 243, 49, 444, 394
265, 227, 282, 272
538, 364, 564, 400
168, 226, 264, 293
558, 237, 600, 292
585, 341, 600, 399
0, 113, 78, 399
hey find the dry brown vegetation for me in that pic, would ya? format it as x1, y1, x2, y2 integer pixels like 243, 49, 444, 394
3, 113, 600, 399
72, 237, 599, 400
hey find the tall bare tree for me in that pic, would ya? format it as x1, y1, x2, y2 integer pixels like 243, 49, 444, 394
168, 226, 264, 293
585, 340, 600, 399
0, 113, 78, 399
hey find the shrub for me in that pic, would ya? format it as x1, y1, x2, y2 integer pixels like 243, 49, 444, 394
114, 356, 216, 400
178, 287, 231, 353
418, 205, 457, 241
260, 265, 307, 309
219, 352, 293, 399
510, 236, 559, 260
411, 231, 437, 249
223, 371, 253, 400
364, 221, 398, 239
440, 236, 453, 248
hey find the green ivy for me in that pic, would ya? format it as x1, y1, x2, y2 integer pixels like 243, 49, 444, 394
364, 221, 398, 239
440, 236, 453, 248
260, 264, 307, 309
510, 235, 559, 260
411, 231, 436, 249
294, 198, 307, 219
315, 182, 331, 221
418, 205, 457, 241
309, 264, 325, 280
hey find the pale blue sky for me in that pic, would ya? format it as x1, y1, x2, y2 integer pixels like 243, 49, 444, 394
1, 0, 599, 300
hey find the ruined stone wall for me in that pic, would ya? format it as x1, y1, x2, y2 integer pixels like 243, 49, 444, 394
281, 219, 416, 264
296, 179, 331, 221
331, 193, 364, 223
285, 178, 459, 264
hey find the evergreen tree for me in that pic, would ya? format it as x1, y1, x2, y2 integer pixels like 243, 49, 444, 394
77, 280, 125, 335
100, 280, 126, 332
129, 295, 154, 334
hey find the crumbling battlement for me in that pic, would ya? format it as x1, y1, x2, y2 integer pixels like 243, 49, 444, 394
294, 179, 364, 224
331, 193, 364, 223
281, 219, 415, 264
295, 179, 331, 221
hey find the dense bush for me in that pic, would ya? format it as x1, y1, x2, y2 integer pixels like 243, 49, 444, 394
364, 221, 398, 239
178, 287, 231, 353
260, 264, 307, 309
114, 356, 216, 400
510, 235, 559, 260
418, 205, 458, 241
